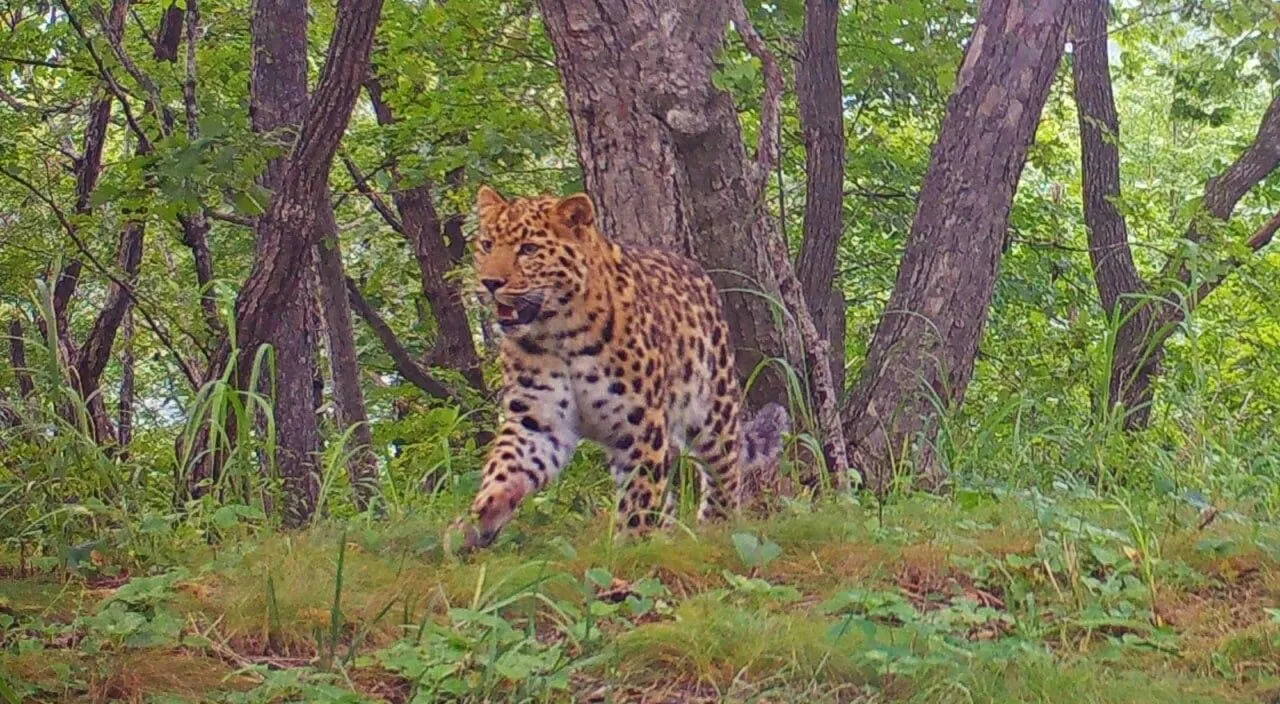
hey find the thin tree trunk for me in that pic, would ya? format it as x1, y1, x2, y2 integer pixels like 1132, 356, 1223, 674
362, 78, 484, 390
72, 220, 145, 445
315, 207, 381, 511
8, 319, 33, 401
1071, 0, 1280, 429
227, 0, 385, 527
154, 2, 183, 62
729, 0, 850, 485
795, 0, 847, 391
536, 0, 799, 408
51, 0, 127, 334
842, 0, 1069, 492
177, 0, 231, 496
1070, 0, 1161, 427
118, 309, 134, 449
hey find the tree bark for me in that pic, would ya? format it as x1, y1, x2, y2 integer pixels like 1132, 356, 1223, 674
228, 0, 385, 527
72, 220, 145, 445
7, 319, 33, 401
153, 2, 183, 62
362, 77, 484, 390
250, 0, 309, 189
1071, 0, 1162, 427
728, 0, 850, 485
315, 208, 381, 511
842, 0, 1069, 492
795, 0, 847, 391
51, 0, 127, 334
247, 0, 323, 525
1072, 0, 1280, 429
118, 309, 134, 449
536, 0, 799, 408
794, 0, 851, 476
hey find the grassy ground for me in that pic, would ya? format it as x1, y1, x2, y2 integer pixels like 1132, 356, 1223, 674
4, 481, 1280, 703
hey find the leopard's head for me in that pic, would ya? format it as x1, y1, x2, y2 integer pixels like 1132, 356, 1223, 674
472, 186, 601, 330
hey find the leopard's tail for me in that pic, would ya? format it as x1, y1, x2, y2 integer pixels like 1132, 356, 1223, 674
740, 402, 789, 476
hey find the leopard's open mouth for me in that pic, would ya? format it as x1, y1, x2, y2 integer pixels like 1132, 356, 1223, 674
495, 299, 542, 327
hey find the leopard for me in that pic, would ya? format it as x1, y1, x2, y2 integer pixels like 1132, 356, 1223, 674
455, 185, 787, 550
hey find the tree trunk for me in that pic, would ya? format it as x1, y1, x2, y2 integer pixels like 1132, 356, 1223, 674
1071, 0, 1280, 430
822, 286, 847, 397
248, 0, 323, 525
250, 0, 309, 188
1070, 0, 1161, 427
8, 319, 33, 401
51, 0, 127, 334
363, 77, 484, 390
72, 220, 145, 446
315, 207, 381, 511
537, 0, 798, 408
230, 0, 385, 527
795, 0, 847, 391
118, 309, 134, 449
842, 0, 1069, 492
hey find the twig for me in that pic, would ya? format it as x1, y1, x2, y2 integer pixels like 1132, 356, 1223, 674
728, 0, 782, 202
57, 0, 153, 153
728, 0, 850, 487
90, 1, 174, 135
340, 154, 404, 234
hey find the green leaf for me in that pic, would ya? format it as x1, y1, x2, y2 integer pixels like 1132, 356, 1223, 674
585, 567, 612, 589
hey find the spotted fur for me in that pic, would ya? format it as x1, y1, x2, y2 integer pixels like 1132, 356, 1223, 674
462, 186, 786, 548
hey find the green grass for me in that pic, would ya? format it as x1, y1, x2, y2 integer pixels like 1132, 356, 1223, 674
4, 486, 1280, 703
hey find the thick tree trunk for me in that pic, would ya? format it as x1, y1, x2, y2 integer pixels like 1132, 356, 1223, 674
842, 0, 1069, 492
230, 0, 385, 527
363, 77, 484, 390
250, 0, 309, 187
795, 0, 847, 391
248, 0, 323, 524
537, 0, 798, 408
1071, 0, 1280, 430
315, 208, 380, 511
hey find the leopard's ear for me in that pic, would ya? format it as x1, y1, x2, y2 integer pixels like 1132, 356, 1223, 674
553, 192, 595, 230
475, 185, 508, 226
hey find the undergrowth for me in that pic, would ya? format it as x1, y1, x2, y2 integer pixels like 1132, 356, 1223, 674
5, 301, 1280, 702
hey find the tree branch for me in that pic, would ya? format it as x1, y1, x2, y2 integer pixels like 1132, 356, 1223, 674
1187, 210, 1280, 314
727, 0, 850, 486
89, 0, 174, 135
728, 0, 782, 202
344, 277, 463, 404
1161, 94, 1280, 287
57, 0, 153, 153
340, 154, 404, 234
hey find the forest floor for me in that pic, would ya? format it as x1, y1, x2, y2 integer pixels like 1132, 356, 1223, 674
4, 485, 1280, 703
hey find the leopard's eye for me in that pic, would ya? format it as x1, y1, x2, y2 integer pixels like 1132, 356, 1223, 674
477, 239, 493, 253
518, 242, 540, 256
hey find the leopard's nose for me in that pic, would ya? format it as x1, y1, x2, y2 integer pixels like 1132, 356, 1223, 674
481, 278, 505, 293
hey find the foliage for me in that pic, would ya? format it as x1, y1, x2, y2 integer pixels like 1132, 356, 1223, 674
2, 0, 1280, 700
